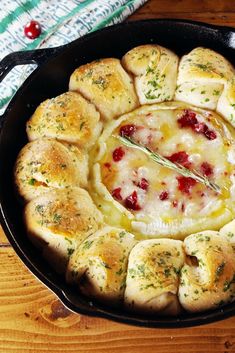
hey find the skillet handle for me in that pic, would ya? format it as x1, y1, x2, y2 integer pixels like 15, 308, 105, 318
0, 47, 62, 82
0, 47, 64, 127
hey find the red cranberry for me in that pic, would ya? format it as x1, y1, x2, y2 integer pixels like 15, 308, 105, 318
159, 191, 169, 200
104, 162, 111, 169
200, 162, 213, 176
24, 20, 41, 39
177, 176, 197, 194
205, 130, 217, 140
172, 200, 178, 207
194, 122, 207, 133
112, 187, 123, 201
178, 110, 217, 141
177, 110, 197, 128
167, 151, 191, 168
113, 147, 125, 162
137, 178, 149, 190
125, 191, 141, 210
120, 124, 136, 137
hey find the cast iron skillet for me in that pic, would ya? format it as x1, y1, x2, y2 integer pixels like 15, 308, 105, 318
1, 19, 235, 328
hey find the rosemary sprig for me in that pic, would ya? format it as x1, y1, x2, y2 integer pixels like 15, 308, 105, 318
115, 135, 221, 194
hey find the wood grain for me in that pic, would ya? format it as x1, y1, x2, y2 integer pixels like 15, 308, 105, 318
0, 226, 10, 245
129, 0, 235, 26
1, 247, 235, 353
2, 1, 235, 352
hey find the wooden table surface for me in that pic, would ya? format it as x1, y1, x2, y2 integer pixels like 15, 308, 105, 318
1, 1, 235, 352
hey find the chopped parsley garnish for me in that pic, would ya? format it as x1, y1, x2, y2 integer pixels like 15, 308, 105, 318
145, 90, 157, 100
28, 178, 36, 185
164, 268, 171, 277
82, 240, 94, 250
67, 248, 74, 256
53, 213, 62, 223
35, 204, 44, 215
215, 261, 225, 280
80, 121, 85, 130
101, 261, 111, 269
92, 76, 108, 90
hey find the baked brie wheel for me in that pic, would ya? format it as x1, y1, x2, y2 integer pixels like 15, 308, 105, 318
14, 43, 235, 316
93, 102, 235, 238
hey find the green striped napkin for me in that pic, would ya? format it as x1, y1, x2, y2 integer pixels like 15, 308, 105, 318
0, 0, 147, 114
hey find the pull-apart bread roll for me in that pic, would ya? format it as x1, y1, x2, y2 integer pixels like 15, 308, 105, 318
220, 219, 235, 246
69, 58, 139, 121
15, 138, 88, 201
217, 77, 235, 127
179, 231, 235, 313
26, 91, 102, 150
25, 187, 103, 272
122, 44, 178, 105
175, 47, 235, 126
66, 226, 136, 303
124, 239, 185, 315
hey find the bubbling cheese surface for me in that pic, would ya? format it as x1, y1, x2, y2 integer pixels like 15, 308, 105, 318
91, 102, 235, 239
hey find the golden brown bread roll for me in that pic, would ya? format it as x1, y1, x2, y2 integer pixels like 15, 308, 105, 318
175, 47, 232, 108
26, 91, 102, 149
69, 58, 139, 121
220, 219, 235, 245
122, 44, 178, 105
66, 226, 136, 303
14, 138, 88, 201
124, 239, 185, 315
175, 47, 235, 126
25, 187, 103, 272
217, 78, 235, 127
178, 231, 235, 313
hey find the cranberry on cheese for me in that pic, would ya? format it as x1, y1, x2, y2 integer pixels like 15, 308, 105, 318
92, 102, 235, 239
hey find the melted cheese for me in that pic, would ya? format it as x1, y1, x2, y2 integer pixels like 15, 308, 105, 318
91, 102, 235, 239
